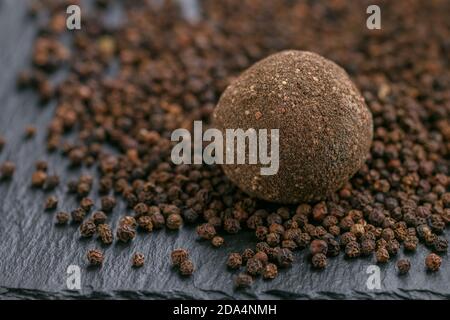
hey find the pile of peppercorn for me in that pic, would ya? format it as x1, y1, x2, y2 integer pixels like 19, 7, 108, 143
1, 0, 448, 288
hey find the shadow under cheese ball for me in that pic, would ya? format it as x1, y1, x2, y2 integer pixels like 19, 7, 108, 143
213, 50, 373, 203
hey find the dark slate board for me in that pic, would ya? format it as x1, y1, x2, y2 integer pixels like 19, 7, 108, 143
0, 0, 449, 300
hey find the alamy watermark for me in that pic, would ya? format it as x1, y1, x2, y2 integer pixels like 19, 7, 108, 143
66, 264, 81, 290
366, 265, 381, 290
366, 5, 381, 30
171, 121, 279, 176
66, 5, 81, 30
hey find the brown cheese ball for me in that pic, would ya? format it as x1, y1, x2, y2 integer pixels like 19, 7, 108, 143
214, 50, 373, 203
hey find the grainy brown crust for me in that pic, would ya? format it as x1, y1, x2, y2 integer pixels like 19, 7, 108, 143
213, 50, 373, 203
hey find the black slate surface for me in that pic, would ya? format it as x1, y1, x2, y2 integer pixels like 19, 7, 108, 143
0, 0, 449, 300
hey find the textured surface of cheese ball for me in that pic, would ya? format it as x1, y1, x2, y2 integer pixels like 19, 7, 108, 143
213, 50, 373, 204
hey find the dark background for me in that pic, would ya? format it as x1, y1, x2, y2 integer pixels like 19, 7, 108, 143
0, 0, 449, 299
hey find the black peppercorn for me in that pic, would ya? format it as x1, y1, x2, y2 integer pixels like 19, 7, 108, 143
166, 213, 183, 230
386, 239, 400, 256
116, 224, 136, 242
80, 220, 96, 237
133, 203, 148, 217
182, 208, 199, 223
151, 213, 165, 229
262, 263, 278, 279
0, 161, 15, 179
242, 248, 255, 262
340, 232, 357, 247
55, 211, 70, 225
403, 236, 419, 251
311, 253, 327, 269
227, 253, 243, 269
71, 208, 86, 223
310, 239, 328, 255
295, 232, 311, 248
345, 241, 360, 258
92, 211, 107, 225
97, 224, 113, 244
223, 218, 241, 234
325, 238, 340, 257
44, 195, 58, 211
31, 170, 47, 187
171, 248, 189, 266
132, 252, 145, 267
211, 236, 224, 247
255, 242, 271, 254
425, 253, 441, 271
179, 259, 194, 276
235, 273, 253, 288
266, 232, 281, 247
254, 251, 269, 264
376, 248, 390, 263
196, 223, 216, 240
276, 248, 293, 268
44, 174, 60, 190
119, 216, 137, 228
433, 236, 448, 253
137, 215, 153, 232
246, 257, 263, 276
101, 195, 116, 212
80, 197, 94, 212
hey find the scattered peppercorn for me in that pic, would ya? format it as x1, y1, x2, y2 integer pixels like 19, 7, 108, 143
0, 161, 15, 180
242, 248, 255, 262
24, 125, 37, 139
44, 195, 58, 211
311, 253, 327, 269
404, 236, 419, 252
137, 216, 153, 232
87, 249, 104, 266
92, 211, 107, 225
116, 224, 136, 243
119, 216, 137, 228
246, 258, 264, 276
425, 253, 442, 272
151, 213, 165, 229
44, 174, 59, 190
166, 213, 183, 230
97, 224, 113, 244
310, 239, 328, 256
171, 249, 189, 266
276, 248, 294, 268
197, 223, 216, 240
262, 263, 278, 279
433, 237, 448, 253
80, 197, 94, 212
132, 253, 145, 268
345, 241, 361, 258
31, 170, 47, 188
80, 220, 96, 237
397, 259, 411, 275
235, 273, 253, 288
71, 208, 86, 223
360, 240, 376, 256
211, 236, 224, 247
179, 259, 195, 276
55, 211, 70, 225
100, 196, 116, 213
376, 248, 390, 264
